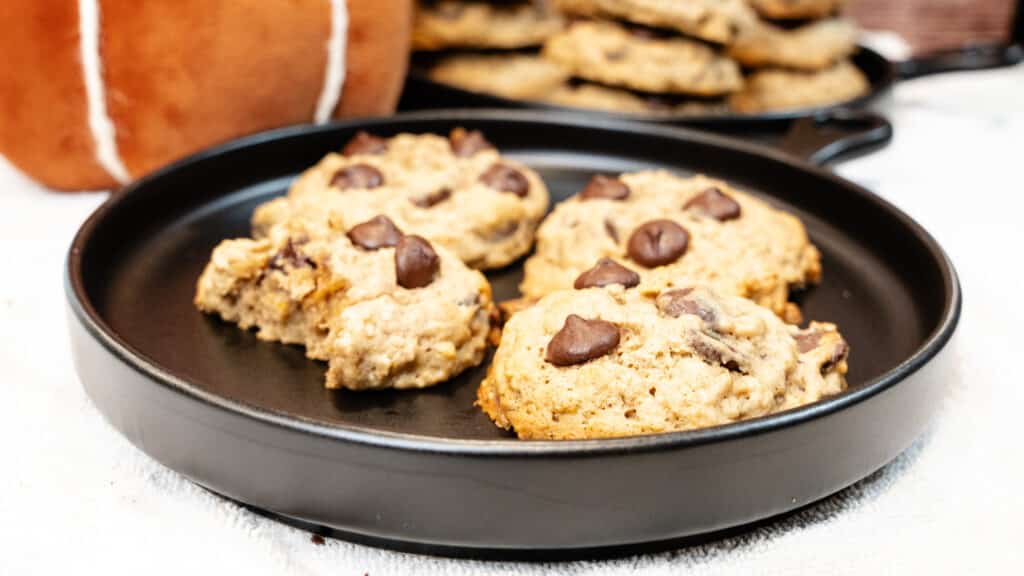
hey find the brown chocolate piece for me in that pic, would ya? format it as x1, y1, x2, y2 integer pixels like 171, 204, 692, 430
330, 163, 384, 189
395, 235, 440, 289
545, 314, 620, 367
684, 187, 741, 221
268, 239, 315, 271
449, 128, 494, 157
573, 258, 640, 289
656, 288, 715, 324
794, 330, 822, 353
410, 187, 452, 208
342, 131, 387, 156
580, 175, 630, 201
604, 219, 620, 243
626, 219, 689, 267
347, 215, 403, 250
479, 163, 529, 197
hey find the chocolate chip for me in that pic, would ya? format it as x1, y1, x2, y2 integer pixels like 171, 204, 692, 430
347, 215, 403, 250
574, 258, 640, 289
310, 534, 326, 546
626, 219, 689, 268
449, 128, 494, 157
794, 330, 822, 353
604, 219, 620, 243
269, 239, 315, 271
684, 187, 741, 221
342, 131, 387, 156
656, 288, 715, 324
479, 163, 529, 197
330, 163, 384, 189
691, 338, 743, 373
545, 314, 620, 367
821, 341, 850, 374
395, 235, 440, 289
410, 188, 452, 208
580, 175, 630, 201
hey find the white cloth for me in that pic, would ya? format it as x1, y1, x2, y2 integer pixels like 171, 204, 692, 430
2, 63, 1022, 575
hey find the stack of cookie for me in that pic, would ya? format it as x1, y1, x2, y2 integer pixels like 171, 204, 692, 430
420, 0, 870, 115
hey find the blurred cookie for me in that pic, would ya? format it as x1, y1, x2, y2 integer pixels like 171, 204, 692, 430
545, 82, 727, 115
428, 53, 569, 100
253, 129, 550, 270
195, 220, 493, 390
553, 0, 755, 44
521, 171, 821, 321
543, 20, 743, 96
413, 1, 564, 50
749, 0, 845, 20
729, 19, 857, 71
728, 59, 868, 112
478, 284, 849, 439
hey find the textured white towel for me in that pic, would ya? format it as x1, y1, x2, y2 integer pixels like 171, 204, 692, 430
1, 62, 1021, 575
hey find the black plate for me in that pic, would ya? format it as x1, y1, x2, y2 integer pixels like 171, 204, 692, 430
67, 111, 959, 558
401, 44, 1023, 129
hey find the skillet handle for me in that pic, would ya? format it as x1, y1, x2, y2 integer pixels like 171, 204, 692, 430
896, 43, 1023, 80
776, 109, 892, 166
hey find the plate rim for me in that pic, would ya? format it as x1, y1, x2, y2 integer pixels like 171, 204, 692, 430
65, 109, 962, 457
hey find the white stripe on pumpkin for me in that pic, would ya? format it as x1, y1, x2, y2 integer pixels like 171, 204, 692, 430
314, 0, 349, 124
79, 0, 131, 185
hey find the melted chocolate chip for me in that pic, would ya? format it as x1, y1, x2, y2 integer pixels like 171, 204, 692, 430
347, 215, 403, 250
656, 288, 715, 324
479, 163, 529, 197
269, 239, 315, 271
580, 175, 630, 201
684, 187, 741, 221
604, 219, 620, 243
330, 164, 384, 189
691, 338, 743, 373
410, 188, 452, 208
626, 220, 689, 267
573, 258, 640, 289
395, 235, 440, 289
449, 128, 494, 157
545, 314, 620, 367
310, 534, 326, 546
342, 131, 387, 156
821, 341, 850, 374
794, 330, 822, 353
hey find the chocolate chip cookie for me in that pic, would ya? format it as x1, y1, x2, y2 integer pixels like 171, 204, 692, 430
728, 19, 858, 71
428, 54, 570, 101
552, 0, 756, 44
252, 129, 550, 270
728, 59, 869, 112
195, 218, 493, 390
749, 0, 845, 20
478, 284, 849, 439
521, 171, 821, 321
542, 20, 744, 96
413, 1, 565, 50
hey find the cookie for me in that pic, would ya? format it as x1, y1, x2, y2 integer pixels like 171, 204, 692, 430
544, 82, 728, 115
520, 171, 821, 321
728, 59, 869, 112
552, 0, 756, 44
428, 54, 570, 100
749, 0, 845, 20
195, 218, 493, 390
478, 284, 849, 439
413, 1, 565, 50
728, 19, 857, 71
542, 20, 744, 96
252, 129, 550, 270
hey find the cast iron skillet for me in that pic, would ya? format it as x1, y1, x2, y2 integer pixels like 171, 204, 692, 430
400, 43, 1024, 131
66, 110, 959, 559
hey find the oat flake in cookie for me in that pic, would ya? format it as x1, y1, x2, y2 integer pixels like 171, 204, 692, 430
521, 171, 821, 322
194, 220, 493, 391
251, 129, 550, 270
478, 285, 848, 439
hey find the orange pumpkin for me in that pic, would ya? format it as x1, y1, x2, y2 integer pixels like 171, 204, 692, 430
0, 0, 412, 190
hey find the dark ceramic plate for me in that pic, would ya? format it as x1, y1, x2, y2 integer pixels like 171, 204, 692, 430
67, 110, 959, 559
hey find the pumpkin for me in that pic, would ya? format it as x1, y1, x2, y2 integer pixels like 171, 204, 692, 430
0, 0, 412, 190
